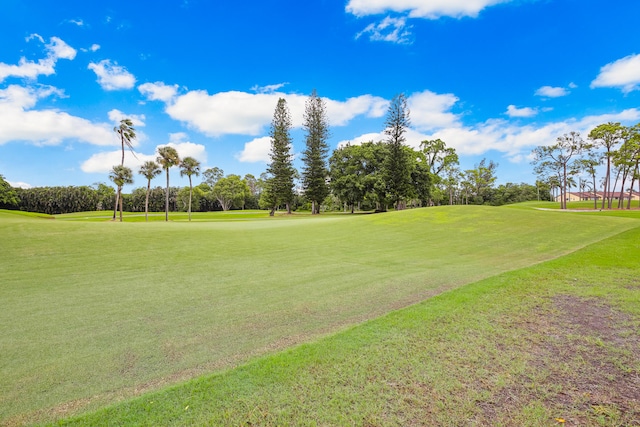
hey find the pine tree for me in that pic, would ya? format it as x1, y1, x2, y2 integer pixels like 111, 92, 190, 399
383, 93, 413, 210
266, 98, 295, 215
301, 90, 330, 214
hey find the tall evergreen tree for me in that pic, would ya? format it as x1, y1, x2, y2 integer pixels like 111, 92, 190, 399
301, 90, 330, 214
266, 98, 295, 215
383, 93, 413, 210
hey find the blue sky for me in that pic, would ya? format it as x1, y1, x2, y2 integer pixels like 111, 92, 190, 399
1, 0, 639, 190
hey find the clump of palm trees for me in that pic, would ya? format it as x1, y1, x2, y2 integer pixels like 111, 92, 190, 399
109, 118, 201, 222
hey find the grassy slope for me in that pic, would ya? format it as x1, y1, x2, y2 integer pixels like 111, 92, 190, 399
1, 206, 637, 425
52, 224, 640, 426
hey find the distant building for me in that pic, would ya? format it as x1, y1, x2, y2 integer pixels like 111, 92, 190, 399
554, 191, 640, 203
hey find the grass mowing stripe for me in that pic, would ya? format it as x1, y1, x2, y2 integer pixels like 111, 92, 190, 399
1, 206, 638, 425
50, 226, 640, 426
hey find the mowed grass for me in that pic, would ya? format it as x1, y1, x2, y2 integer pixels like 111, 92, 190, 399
0, 206, 637, 425
51, 215, 640, 426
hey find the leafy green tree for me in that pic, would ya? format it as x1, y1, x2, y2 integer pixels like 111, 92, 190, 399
179, 156, 201, 221
156, 146, 181, 221
419, 139, 459, 205
464, 158, 498, 205
203, 167, 224, 187
138, 161, 162, 221
532, 132, 586, 209
383, 93, 412, 210
213, 175, 250, 211
266, 98, 295, 215
578, 152, 602, 209
442, 164, 463, 205
177, 185, 205, 212
588, 122, 625, 209
93, 182, 115, 211
329, 143, 368, 213
420, 139, 459, 176
301, 90, 330, 214
0, 174, 18, 208
625, 123, 640, 208
109, 165, 134, 222
243, 174, 261, 209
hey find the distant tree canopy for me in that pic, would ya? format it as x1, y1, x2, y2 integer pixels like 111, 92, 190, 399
0, 174, 18, 208
532, 121, 640, 210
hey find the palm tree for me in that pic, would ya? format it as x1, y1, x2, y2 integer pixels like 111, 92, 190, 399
112, 118, 137, 219
179, 156, 201, 221
115, 118, 137, 165
109, 165, 134, 222
138, 161, 162, 221
156, 146, 180, 221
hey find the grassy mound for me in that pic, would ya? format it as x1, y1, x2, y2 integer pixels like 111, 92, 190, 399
1, 206, 637, 425
53, 225, 640, 426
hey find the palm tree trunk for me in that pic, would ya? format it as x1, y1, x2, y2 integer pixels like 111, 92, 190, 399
145, 180, 151, 221
113, 192, 119, 220
628, 163, 638, 209
118, 186, 123, 222
165, 169, 170, 221
188, 177, 193, 222
592, 173, 597, 209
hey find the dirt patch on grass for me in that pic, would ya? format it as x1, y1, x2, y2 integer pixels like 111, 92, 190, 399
479, 295, 640, 426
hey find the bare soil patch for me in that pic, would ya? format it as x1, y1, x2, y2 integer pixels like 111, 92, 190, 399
481, 295, 640, 426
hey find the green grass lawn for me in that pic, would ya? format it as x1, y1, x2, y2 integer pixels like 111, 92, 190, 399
51, 221, 640, 426
1, 206, 638, 425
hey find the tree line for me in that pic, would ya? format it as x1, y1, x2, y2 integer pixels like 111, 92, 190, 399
531, 122, 640, 210
2, 91, 565, 216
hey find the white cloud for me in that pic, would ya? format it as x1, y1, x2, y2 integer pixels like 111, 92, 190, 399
80, 150, 151, 173
138, 81, 179, 102
25, 33, 44, 43
81, 44, 101, 53
7, 180, 32, 189
535, 85, 569, 98
108, 109, 146, 127
591, 53, 640, 93
88, 59, 136, 90
236, 136, 272, 163
81, 139, 207, 174
251, 83, 288, 94
506, 104, 537, 118
0, 85, 114, 146
66, 18, 85, 27
407, 90, 460, 130
166, 90, 294, 136
346, 0, 510, 19
162, 141, 207, 163
0, 36, 76, 82
338, 85, 640, 164
144, 84, 390, 137
47, 37, 76, 60
325, 95, 388, 125
430, 108, 639, 160
356, 16, 412, 44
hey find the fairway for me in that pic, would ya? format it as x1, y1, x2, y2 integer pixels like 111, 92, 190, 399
0, 206, 637, 425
